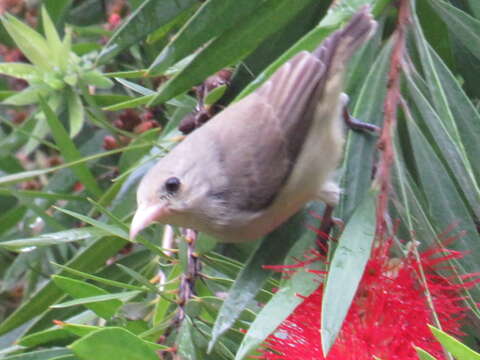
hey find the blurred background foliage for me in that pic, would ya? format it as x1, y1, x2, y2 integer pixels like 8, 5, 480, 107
0, 0, 479, 359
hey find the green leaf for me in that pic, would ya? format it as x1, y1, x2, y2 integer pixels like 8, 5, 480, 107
70, 327, 159, 360
149, 0, 319, 106
148, 0, 261, 75
404, 73, 480, 219
427, 0, 480, 62
338, 40, 390, 222
52, 263, 145, 291
404, 111, 480, 292
66, 89, 85, 138
114, 78, 155, 96
41, 6, 63, 68
51, 290, 140, 309
236, 0, 375, 100
414, 346, 438, 360
98, 0, 198, 64
58, 322, 100, 337
2, 85, 51, 106
427, 47, 480, 181
0, 227, 107, 251
54, 207, 129, 240
104, 70, 148, 78
1, 13, 51, 69
19, 328, 75, 348
204, 85, 227, 106
81, 70, 113, 89
52, 275, 122, 319
1, 349, 73, 360
321, 190, 376, 356
209, 207, 312, 351
39, 97, 102, 197
0, 63, 38, 80
103, 94, 155, 111
176, 319, 201, 360
429, 325, 480, 360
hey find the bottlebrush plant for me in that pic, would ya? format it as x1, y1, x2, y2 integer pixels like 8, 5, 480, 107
0, 0, 479, 359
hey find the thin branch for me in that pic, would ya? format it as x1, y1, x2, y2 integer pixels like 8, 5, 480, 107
374, 0, 411, 237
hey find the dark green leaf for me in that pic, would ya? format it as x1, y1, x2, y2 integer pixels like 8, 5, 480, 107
70, 327, 159, 360
321, 191, 376, 356
39, 98, 102, 198
148, 0, 261, 74
52, 275, 122, 319
429, 325, 480, 360
98, 0, 198, 64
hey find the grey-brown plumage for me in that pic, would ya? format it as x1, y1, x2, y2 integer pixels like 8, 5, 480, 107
131, 7, 377, 242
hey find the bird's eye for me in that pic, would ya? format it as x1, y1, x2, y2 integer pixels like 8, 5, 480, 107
165, 177, 181, 193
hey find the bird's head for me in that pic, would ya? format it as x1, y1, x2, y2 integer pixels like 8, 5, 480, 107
129, 137, 225, 239
129, 151, 206, 239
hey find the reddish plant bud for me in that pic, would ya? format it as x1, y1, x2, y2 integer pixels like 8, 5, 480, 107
119, 109, 142, 131
141, 110, 154, 121
103, 135, 118, 150
47, 156, 62, 167
204, 68, 233, 92
134, 120, 158, 134
19, 180, 41, 190
113, 119, 125, 129
73, 182, 85, 192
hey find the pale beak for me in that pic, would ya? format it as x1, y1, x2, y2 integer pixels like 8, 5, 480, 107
130, 203, 171, 239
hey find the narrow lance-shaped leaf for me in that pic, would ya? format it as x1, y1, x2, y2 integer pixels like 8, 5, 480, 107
97, 0, 198, 64
0, 63, 38, 81
427, 0, 480, 62
67, 89, 85, 138
52, 275, 123, 319
404, 111, 480, 295
70, 327, 160, 360
321, 190, 376, 356
338, 40, 390, 222
236, 0, 377, 100
148, 0, 262, 74
1, 13, 51, 70
41, 6, 63, 67
0, 227, 107, 251
428, 325, 480, 360
404, 73, 480, 219
39, 97, 102, 198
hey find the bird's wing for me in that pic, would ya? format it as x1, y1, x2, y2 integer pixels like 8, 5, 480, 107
208, 52, 325, 212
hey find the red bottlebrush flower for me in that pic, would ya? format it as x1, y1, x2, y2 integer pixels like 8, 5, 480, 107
263, 238, 478, 360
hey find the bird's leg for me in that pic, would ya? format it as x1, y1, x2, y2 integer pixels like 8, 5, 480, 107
317, 205, 334, 255
316, 205, 345, 255
342, 104, 380, 133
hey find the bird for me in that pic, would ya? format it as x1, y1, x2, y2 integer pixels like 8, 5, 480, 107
130, 7, 377, 243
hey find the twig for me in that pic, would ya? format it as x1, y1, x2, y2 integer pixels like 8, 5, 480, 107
374, 0, 410, 238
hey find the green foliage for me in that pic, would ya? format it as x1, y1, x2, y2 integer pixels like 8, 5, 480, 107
0, 0, 479, 359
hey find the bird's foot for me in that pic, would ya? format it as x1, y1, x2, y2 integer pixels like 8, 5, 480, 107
343, 105, 380, 133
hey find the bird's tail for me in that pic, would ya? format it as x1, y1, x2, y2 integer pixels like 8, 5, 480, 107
313, 6, 377, 100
